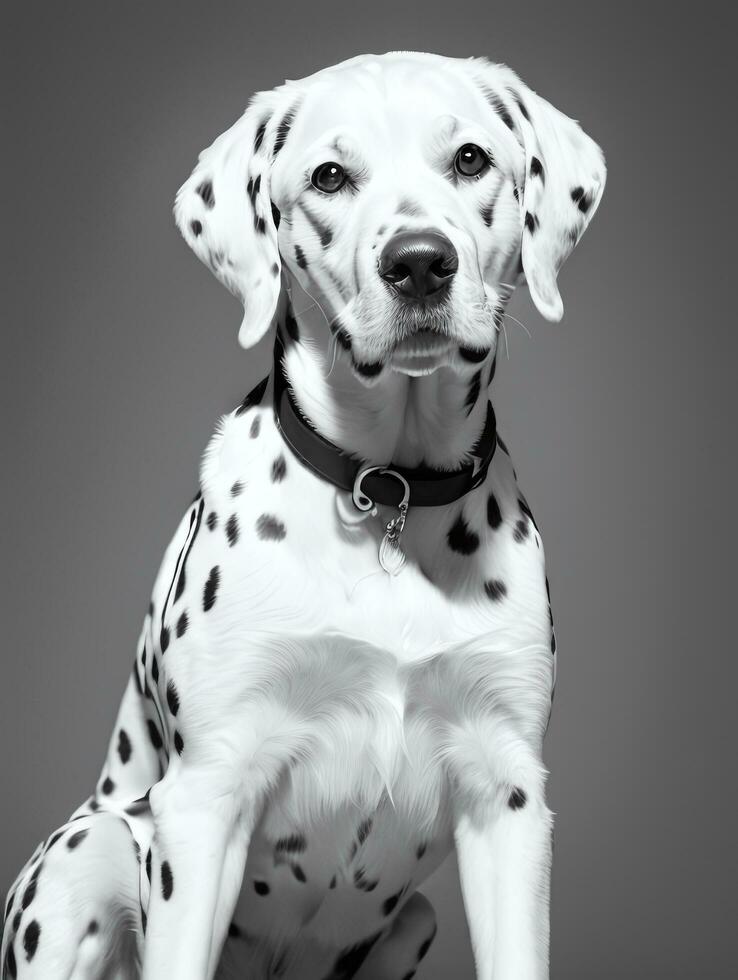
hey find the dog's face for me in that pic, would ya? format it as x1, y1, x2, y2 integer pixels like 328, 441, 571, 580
175, 53, 605, 381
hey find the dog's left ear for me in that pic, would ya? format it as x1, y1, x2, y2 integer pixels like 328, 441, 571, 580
174, 89, 292, 348
474, 61, 607, 321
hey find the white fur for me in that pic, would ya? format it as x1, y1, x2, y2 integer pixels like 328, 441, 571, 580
2, 51, 605, 980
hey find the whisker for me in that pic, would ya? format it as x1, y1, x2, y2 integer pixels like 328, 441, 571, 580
503, 311, 531, 339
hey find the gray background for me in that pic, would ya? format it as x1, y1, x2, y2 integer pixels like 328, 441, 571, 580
2, 2, 735, 977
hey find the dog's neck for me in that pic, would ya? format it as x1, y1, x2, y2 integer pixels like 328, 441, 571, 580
276, 282, 495, 471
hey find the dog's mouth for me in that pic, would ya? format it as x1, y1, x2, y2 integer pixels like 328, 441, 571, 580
389, 329, 454, 375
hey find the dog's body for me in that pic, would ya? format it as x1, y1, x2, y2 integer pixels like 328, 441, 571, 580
2, 53, 604, 980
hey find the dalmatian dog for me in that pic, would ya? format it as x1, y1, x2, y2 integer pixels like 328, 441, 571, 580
2, 52, 605, 980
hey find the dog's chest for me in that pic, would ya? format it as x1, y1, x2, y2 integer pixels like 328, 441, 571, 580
149, 396, 551, 948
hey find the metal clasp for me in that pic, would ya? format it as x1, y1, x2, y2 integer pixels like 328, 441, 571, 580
352, 465, 410, 518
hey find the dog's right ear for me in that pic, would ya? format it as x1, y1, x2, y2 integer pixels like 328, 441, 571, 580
174, 91, 288, 348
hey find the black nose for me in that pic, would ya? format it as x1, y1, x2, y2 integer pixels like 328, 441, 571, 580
378, 231, 458, 300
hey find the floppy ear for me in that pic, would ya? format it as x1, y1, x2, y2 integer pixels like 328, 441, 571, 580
473, 61, 607, 321
174, 91, 286, 348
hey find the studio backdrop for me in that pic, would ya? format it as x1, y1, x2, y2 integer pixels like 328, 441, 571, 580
1, 2, 734, 978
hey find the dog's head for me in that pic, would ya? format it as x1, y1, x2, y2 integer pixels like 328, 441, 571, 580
175, 53, 605, 379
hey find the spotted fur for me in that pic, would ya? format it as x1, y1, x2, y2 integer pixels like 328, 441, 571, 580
3, 50, 604, 980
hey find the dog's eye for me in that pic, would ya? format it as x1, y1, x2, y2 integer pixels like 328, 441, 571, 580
311, 162, 347, 194
454, 144, 490, 178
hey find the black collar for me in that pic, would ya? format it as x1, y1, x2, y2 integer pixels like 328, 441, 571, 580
272, 336, 497, 509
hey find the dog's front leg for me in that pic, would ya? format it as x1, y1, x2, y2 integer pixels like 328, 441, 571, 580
142, 767, 252, 980
452, 731, 553, 980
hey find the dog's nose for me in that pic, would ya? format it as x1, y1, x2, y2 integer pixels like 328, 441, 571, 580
378, 231, 458, 299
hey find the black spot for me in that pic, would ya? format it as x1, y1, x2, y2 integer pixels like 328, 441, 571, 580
174, 565, 186, 604
487, 493, 502, 529
383, 887, 404, 916
294, 244, 308, 270
479, 84, 515, 130
21, 878, 36, 910
203, 566, 221, 611
416, 842, 427, 860
151, 656, 159, 684
253, 880, 270, 896
484, 579, 507, 601
332, 933, 380, 977
254, 215, 266, 234
447, 513, 480, 555
176, 610, 188, 638
284, 311, 300, 344
357, 817, 373, 845
481, 197, 496, 226
206, 511, 218, 531
147, 720, 163, 750
256, 515, 286, 541
518, 496, 539, 531
577, 191, 593, 214
146, 849, 152, 882
524, 211, 538, 233
250, 415, 261, 439
353, 867, 378, 892
465, 370, 481, 415
231, 480, 244, 497
166, 681, 180, 716
513, 518, 530, 542
329, 875, 337, 889
174, 730, 184, 754
246, 174, 261, 207
401, 973, 415, 980
117, 728, 132, 764
12, 910, 21, 932
273, 101, 301, 156
196, 180, 215, 208
66, 830, 88, 851
141, 908, 147, 933
4, 888, 15, 920
459, 345, 489, 364
22, 920, 39, 961
228, 922, 241, 938
418, 928, 437, 960
271, 455, 287, 482
88, 920, 99, 934
352, 358, 383, 378
271, 201, 282, 228
275, 834, 307, 854
508, 787, 527, 810
529, 156, 544, 181
161, 861, 173, 900
301, 204, 333, 247
254, 118, 268, 153
5, 942, 16, 978
101, 776, 115, 795
509, 88, 531, 121
190, 220, 202, 237
291, 863, 307, 883
570, 186, 584, 203
226, 514, 239, 547
159, 627, 170, 654
235, 376, 268, 417
551, 631, 557, 655
512, 184, 520, 203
